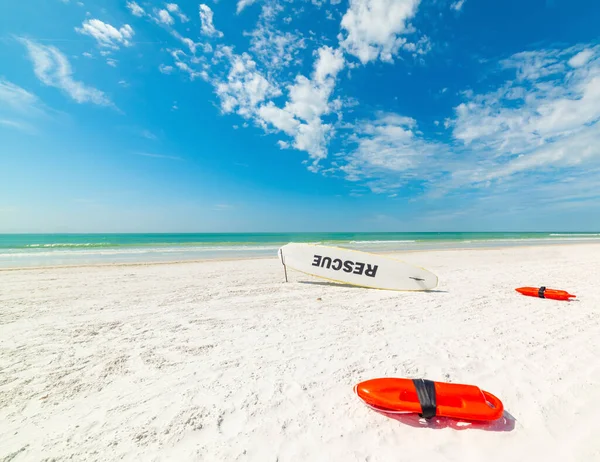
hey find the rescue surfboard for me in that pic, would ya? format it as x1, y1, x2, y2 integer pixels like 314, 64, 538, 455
278, 243, 438, 291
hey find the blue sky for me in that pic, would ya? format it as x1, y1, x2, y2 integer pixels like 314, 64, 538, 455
1, 0, 599, 232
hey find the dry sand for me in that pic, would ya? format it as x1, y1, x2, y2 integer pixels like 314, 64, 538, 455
1, 244, 599, 461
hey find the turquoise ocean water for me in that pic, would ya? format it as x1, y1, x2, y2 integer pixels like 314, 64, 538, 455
1, 232, 599, 268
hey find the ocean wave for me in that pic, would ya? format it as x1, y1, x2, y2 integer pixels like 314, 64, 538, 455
459, 237, 600, 244
347, 240, 417, 244
1, 244, 281, 258
25, 243, 114, 248
549, 233, 600, 237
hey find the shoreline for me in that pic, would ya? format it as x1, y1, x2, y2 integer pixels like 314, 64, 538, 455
2, 240, 599, 272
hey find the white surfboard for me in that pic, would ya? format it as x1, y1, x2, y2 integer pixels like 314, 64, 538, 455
278, 243, 438, 291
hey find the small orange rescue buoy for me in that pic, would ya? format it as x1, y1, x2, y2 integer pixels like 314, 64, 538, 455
355, 378, 504, 422
516, 286, 576, 301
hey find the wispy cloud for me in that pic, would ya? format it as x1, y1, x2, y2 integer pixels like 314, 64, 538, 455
126, 1, 145, 17
125, 0, 215, 82
199, 4, 223, 37
450, 0, 466, 12
140, 129, 157, 140
237, 0, 258, 14
135, 152, 182, 160
0, 119, 32, 132
75, 19, 135, 49
19, 37, 113, 106
329, 43, 600, 198
247, 2, 306, 73
0, 80, 49, 132
0, 80, 44, 115
340, 111, 445, 188
213, 203, 234, 210
159, 64, 174, 74
447, 45, 600, 185
153, 8, 174, 26
166, 3, 189, 23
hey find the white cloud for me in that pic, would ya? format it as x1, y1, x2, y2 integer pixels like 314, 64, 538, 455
169, 50, 206, 80
106, 58, 117, 67
159, 64, 174, 74
314, 46, 345, 84
340, 112, 443, 186
258, 103, 300, 135
76, 19, 135, 49
446, 45, 600, 187
478, 125, 600, 182
450, 0, 466, 11
293, 118, 333, 163
199, 4, 223, 37
209, 39, 346, 166
19, 38, 112, 106
156, 9, 174, 25
401, 35, 431, 56
252, 45, 345, 163
215, 51, 281, 118
166, 3, 189, 22
500, 49, 567, 81
569, 49, 594, 68
248, 18, 306, 72
237, 0, 258, 14
285, 76, 334, 122
453, 47, 600, 146
323, 45, 600, 195
126, 1, 145, 17
339, 0, 421, 64
169, 30, 210, 55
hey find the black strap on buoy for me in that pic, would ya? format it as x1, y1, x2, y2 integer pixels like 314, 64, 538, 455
412, 379, 437, 419
538, 286, 546, 298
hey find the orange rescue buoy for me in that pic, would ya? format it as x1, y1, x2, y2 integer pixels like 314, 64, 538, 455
355, 378, 504, 422
516, 286, 576, 301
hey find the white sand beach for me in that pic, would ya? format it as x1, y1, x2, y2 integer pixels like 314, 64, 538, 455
1, 244, 599, 462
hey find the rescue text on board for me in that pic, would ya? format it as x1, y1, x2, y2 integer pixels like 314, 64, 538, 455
311, 254, 379, 277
